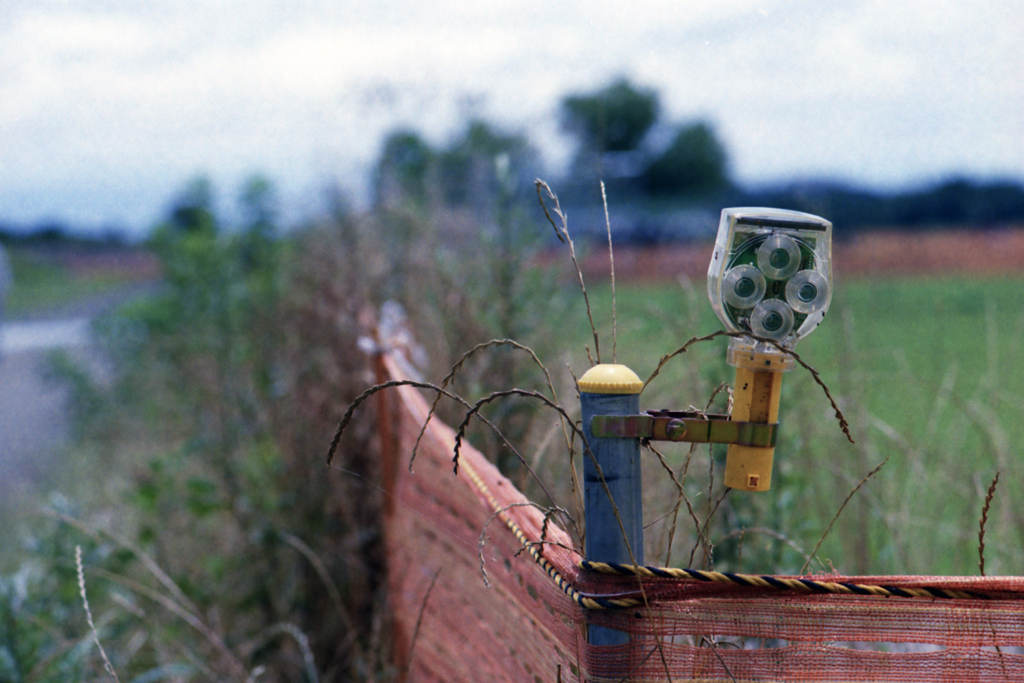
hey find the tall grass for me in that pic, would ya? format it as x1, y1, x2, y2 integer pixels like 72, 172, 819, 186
572, 274, 1024, 577
1, 177, 573, 681
5, 172, 1020, 681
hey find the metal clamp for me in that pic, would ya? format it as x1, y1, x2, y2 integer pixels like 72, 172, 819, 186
590, 410, 777, 448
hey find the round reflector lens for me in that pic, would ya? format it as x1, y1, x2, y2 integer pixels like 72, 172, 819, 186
786, 270, 830, 314
757, 235, 802, 280
750, 299, 794, 340
722, 265, 766, 309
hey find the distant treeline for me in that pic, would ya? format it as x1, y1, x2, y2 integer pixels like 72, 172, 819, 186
372, 76, 1024, 244
4, 175, 1024, 248
372, 77, 1024, 244
734, 177, 1024, 234
5, 75, 1024, 247
0, 222, 130, 249
554, 177, 1024, 247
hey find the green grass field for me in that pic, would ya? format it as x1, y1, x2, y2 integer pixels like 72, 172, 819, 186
4, 226, 1020, 680
4, 247, 155, 316
11, 243, 1018, 578
561, 273, 1024, 577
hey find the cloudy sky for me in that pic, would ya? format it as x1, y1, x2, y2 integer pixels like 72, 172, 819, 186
2, 0, 1022, 236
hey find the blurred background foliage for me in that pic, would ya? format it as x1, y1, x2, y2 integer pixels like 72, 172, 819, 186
1, 76, 1023, 681
0, 114, 572, 680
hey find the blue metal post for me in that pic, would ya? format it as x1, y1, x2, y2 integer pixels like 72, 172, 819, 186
579, 364, 644, 647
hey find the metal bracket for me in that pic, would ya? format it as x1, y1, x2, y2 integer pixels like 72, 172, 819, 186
590, 410, 777, 448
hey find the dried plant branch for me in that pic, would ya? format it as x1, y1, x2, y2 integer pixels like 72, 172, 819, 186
601, 180, 617, 363
50, 509, 201, 618
566, 363, 584, 538
327, 379, 465, 466
477, 502, 560, 585
540, 508, 553, 554
529, 417, 577, 513
536, 179, 600, 364
76, 546, 121, 683
614, 644, 663, 683
672, 394, 731, 568
801, 455, 890, 575
517, 539, 579, 560
484, 425, 566, 514
701, 382, 733, 416
645, 442, 686, 566
706, 449, 716, 549
979, 470, 1000, 576
690, 488, 731, 570
678, 442, 709, 565
708, 642, 739, 683
646, 442, 685, 499
773, 338, 853, 445
90, 566, 248, 680
644, 330, 854, 444
441, 340, 558, 406
403, 567, 441, 683
240, 624, 319, 683
411, 338, 566, 472
452, 388, 585, 474
535, 179, 565, 245
330, 379, 564, 514
278, 530, 347, 626
718, 527, 812, 565
682, 486, 710, 568
643, 330, 729, 391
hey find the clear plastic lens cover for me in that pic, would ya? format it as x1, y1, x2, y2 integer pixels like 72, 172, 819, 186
756, 235, 802, 280
708, 207, 832, 347
750, 299, 794, 340
722, 264, 766, 309
786, 270, 830, 314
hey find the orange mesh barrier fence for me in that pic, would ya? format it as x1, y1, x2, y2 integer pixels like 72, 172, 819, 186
376, 352, 1024, 682
378, 355, 585, 682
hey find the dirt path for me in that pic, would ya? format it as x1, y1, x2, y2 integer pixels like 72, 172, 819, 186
0, 298, 127, 500
0, 346, 77, 494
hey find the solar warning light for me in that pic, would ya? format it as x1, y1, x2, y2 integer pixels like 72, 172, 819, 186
707, 207, 833, 491
579, 206, 832, 643
584, 208, 834, 495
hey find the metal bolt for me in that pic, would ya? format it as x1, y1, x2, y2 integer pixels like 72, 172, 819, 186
666, 419, 687, 441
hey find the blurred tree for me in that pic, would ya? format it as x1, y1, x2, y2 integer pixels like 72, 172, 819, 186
143, 175, 286, 459
0, 241, 9, 326
560, 78, 660, 198
367, 120, 565, 479
374, 130, 434, 207
168, 175, 217, 235
642, 122, 731, 198
436, 119, 536, 208
561, 77, 660, 154
28, 222, 69, 243
238, 174, 278, 275
239, 174, 277, 236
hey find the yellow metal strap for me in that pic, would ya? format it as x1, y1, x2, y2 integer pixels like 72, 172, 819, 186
590, 411, 777, 448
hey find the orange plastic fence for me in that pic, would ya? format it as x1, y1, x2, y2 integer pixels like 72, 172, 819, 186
377, 352, 1024, 682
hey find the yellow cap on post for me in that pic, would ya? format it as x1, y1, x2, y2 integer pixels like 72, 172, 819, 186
578, 364, 643, 395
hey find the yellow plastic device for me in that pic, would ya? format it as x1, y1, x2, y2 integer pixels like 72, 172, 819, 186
723, 344, 788, 491
707, 208, 833, 492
